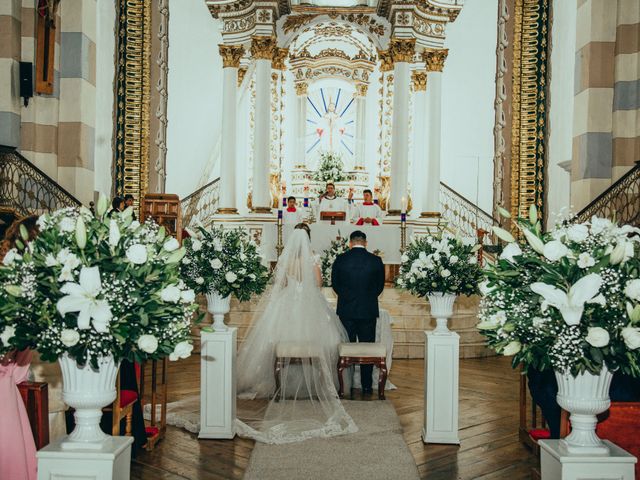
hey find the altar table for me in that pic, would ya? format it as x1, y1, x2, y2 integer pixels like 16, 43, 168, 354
262, 223, 413, 264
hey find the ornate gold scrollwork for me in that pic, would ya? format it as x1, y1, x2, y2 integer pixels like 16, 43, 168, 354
238, 67, 247, 86
389, 38, 416, 64
423, 48, 448, 72
355, 83, 368, 97
377, 49, 394, 72
219, 44, 245, 68
250, 36, 277, 60
271, 47, 289, 70
411, 70, 427, 91
294, 82, 308, 96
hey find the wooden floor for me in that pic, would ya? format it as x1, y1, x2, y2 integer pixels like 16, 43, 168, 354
132, 355, 537, 480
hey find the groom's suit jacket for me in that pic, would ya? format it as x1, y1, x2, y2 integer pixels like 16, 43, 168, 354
331, 247, 385, 319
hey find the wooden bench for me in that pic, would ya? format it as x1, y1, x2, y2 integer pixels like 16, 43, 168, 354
337, 342, 388, 400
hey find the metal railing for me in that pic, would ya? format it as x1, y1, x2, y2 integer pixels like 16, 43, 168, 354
575, 162, 640, 226
0, 147, 81, 217
439, 182, 498, 245
180, 178, 220, 228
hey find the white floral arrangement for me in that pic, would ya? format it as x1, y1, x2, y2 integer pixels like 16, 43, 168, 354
479, 206, 640, 376
319, 236, 383, 287
0, 199, 198, 368
313, 151, 350, 183
181, 226, 269, 301
396, 232, 483, 297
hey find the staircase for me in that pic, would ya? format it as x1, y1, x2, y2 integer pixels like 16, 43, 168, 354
0, 147, 81, 236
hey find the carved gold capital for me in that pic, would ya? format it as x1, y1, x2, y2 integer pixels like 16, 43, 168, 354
411, 70, 427, 91
251, 36, 277, 61
377, 49, 394, 72
295, 82, 308, 96
219, 44, 245, 68
389, 38, 416, 64
237, 67, 247, 86
272, 47, 289, 70
355, 83, 368, 97
423, 48, 449, 72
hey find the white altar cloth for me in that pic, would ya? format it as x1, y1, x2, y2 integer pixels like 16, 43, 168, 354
262, 223, 412, 264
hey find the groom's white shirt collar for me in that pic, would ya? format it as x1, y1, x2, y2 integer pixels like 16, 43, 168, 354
351, 245, 366, 249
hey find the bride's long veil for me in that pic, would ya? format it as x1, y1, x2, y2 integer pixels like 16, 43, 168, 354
235, 229, 357, 443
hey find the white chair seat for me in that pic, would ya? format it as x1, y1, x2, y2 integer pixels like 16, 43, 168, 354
339, 342, 386, 358
276, 342, 321, 358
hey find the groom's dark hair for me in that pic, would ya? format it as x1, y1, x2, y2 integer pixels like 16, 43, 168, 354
350, 230, 367, 242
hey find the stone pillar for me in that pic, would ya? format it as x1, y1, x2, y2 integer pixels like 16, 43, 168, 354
294, 82, 308, 169
411, 71, 428, 215
354, 83, 368, 170
422, 49, 448, 217
388, 38, 415, 215
217, 44, 244, 214
250, 36, 276, 213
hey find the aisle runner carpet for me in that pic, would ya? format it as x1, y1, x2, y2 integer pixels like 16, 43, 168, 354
243, 400, 419, 480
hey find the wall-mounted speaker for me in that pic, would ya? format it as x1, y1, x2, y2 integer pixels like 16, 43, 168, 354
19, 61, 33, 107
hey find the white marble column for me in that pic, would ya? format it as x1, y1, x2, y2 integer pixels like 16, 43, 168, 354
422, 49, 448, 217
411, 71, 428, 214
250, 37, 276, 213
216, 45, 244, 214
389, 39, 415, 214
354, 83, 368, 170
294, 82, 308, 169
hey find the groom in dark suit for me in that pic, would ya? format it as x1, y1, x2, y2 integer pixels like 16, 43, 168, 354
331, 230, 386, 395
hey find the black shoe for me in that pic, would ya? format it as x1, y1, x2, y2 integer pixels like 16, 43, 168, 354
362, 387, 373, 397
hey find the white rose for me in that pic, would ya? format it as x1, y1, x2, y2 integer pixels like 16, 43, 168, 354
499, 243, 523, 263
169, 341, 194, 361
468, 256, 478, 265
610, 240, 634, 265
213, 240, 223, 252
58, 266, 75, 282
440, 269, 451, 278
181, 289, 195, 303
210, 258, 223, 270
126, 244, 148, 264
249, 273, 256, 280
624, 280, 640, 302
502, 341, 521, 356
137, 334, 159, 354
543, 240, 570, 262
566, 224, 589, 243
60, 328, 80, 347
0, 325, 16, 346
494, 311, 508, 325
195, 277, 205, 285
225, 272, 238, 283
449, 255, 459, 265
590, 217, 613, 235
191, 239, 203, 252
160, 284, 182, 303
182, 257, 192, 265
58, 217, 76, 232
621, 326, 640, 350
585, 327, 610, 348
164, 238, 180, 252
2, 249, 22, 266
477, 318, 499, 330
577, 252, 596, 269
401, 254, 409, 263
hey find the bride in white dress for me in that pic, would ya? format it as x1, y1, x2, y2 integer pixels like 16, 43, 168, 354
235, 224, 357, 443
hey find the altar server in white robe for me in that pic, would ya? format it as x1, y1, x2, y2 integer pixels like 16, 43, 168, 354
283, 196, 305, 225
350, 189, 384, 226
315, 182, 350, 220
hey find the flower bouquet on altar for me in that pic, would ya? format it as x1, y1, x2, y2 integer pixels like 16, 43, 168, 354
0, 198, 199, 448
396, 232, 483, 332
479, 205, 640, 453
181, 226, 269, 330
313, 151, 350, 183
319, 236, 382, 287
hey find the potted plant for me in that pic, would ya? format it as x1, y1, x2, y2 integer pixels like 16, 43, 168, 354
480, 206, 640, 454
181, 226, 269, 331
2, 198, 198, 449
396, 232, 483, 333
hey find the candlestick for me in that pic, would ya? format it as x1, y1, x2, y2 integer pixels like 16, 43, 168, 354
401, 212, 407, 223
303, 197, 309, 208
277, 209, 283, 220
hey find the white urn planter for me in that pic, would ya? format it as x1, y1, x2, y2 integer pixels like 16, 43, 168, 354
206, 290, 231, 331
427, 293, 457, 334
59, 354, 119, 450
555, 365, 613, 455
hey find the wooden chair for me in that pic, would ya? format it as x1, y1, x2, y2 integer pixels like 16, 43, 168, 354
273, 342, 321, 400
337, 342, 388, 400
18, 381, 50, 449
139, 359, 168, 451
103, 372, 137, 436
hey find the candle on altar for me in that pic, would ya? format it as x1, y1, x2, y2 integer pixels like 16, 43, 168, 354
401, 196, 407, 214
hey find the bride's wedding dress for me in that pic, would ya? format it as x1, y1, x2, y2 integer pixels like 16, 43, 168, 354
235, 229, 357, 443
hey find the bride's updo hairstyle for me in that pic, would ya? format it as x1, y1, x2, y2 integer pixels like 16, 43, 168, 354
294, 223, 311, 239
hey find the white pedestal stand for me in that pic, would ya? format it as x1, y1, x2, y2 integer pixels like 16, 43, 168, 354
37, 436, 133, 480
199, 328, 237, 439
540, 439, 636, 480
422, 330, 460, 444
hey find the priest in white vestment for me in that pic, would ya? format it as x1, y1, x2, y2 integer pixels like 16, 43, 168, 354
350, 189, 384, 226
283, 196, 305, 225
315, 182, 350, 221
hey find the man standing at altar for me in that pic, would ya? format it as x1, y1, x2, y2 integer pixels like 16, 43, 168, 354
283, 196, 305, 225
350, 189, 384, 226
315, 182, 350, 220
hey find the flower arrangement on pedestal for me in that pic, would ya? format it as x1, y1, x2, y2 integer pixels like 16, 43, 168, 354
181, 226, 270, 330
396, 233, 483, 332
313, 151, 350, 183
0, 198, 199, 448
479, 206, 640, 453
319, 236, 382, 287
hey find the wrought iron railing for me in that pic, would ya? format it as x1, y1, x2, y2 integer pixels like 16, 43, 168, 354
439, 182, 498, 245
180, 178, 220, 228
0, 147, 81, 217
575, 162, 640, 226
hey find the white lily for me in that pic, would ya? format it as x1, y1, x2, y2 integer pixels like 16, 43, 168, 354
56, 266, 113, 333
530, 273, 603, 326
109, 219, 121, 247
522, 229, 545, 255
